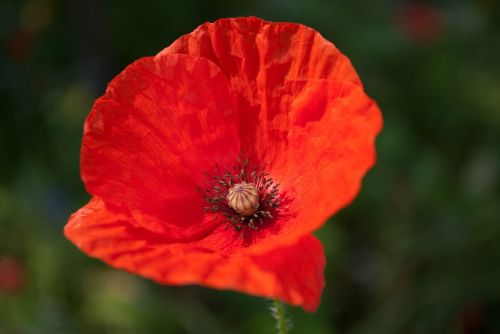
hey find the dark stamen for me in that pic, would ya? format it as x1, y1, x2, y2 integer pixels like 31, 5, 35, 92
200, 158, 281, 232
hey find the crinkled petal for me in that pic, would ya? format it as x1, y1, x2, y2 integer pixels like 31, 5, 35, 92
161, 17, 382, 252
65, 198, 325, 311
81, 53, 239, 238
250, 79, 382, 253
161, 16, 363, 154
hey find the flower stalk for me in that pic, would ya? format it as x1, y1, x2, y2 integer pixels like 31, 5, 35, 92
271, 299, 291, 334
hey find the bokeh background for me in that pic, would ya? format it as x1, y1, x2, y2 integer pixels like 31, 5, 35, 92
1, 0, 500, 333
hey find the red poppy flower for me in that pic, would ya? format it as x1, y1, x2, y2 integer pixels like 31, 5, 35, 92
65, 17, 382, 312
397, 3, 443, 43
0, 256, 25, 294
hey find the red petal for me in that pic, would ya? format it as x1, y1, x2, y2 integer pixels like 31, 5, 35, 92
161, 17, 363, 155
251, 79, 382, 253
81, 54, 239, 238
161, 17, 382, 252
65, 198, 325, 311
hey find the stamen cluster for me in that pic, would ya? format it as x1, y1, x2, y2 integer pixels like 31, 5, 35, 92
202, 159, 280, 231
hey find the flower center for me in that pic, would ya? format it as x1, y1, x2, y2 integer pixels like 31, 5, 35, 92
201, 159, 280, 231
227, 182, 259, 216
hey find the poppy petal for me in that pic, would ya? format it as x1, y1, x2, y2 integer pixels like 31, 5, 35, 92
81, 53, 239, 238
65, 197, 326, 311
161, 16, 363, 155
161, 17, 382, 251
251, 79, 382, 253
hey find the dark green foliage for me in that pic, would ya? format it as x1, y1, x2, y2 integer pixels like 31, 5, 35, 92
1, 0, 499, 333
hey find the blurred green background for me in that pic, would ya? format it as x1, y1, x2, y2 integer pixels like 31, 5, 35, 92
1, 0, 500, 333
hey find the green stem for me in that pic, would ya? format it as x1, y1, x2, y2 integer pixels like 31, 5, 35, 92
272, 299, 289, 334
